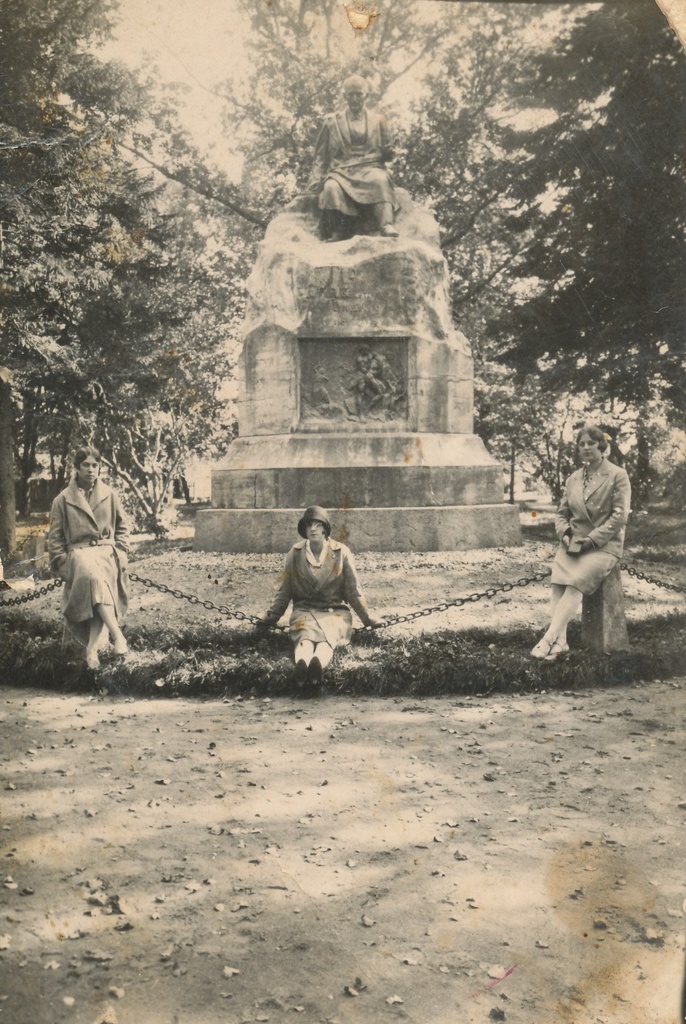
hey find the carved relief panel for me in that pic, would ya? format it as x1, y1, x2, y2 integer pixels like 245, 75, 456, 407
299, 337, 409, 431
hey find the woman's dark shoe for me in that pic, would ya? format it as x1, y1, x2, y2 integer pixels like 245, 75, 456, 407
307, 657, 323, 685
294, 659, 308, 686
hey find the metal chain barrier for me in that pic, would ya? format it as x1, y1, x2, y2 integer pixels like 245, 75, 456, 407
620, 562, 686, 595
0, 578, 63, 607
0, 562, 683, 625
361, 570, 553, 631
126, 571, 269, 626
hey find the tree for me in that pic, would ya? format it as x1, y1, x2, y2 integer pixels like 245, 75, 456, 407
1, 0, 240, 534
493, 2, 685, 413
0, 0, 135, 546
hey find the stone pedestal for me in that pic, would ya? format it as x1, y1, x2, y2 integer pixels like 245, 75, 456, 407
195, 189, 520, 552
581, 565, 630, 653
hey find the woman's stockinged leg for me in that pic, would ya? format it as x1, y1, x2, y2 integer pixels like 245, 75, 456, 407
95, 603, 128, 654
549, 584, 565, 621
87, 614, 107, 655
294, 639, 315, 666
546, 585, 583, 645
312, 642, 334, 669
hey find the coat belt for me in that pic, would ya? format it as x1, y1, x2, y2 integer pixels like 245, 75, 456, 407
67, 539, 116, 551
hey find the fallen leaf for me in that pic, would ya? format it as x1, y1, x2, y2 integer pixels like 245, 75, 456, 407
62, 996, 75, 1008
535, 940, 549, 949
386, 995, 403, 1005
223, 965, 240, 977
155, 779, 171, 786
453, 850, 468, 861
361, 915, 375, 928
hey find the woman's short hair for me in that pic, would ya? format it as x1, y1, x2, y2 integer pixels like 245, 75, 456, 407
73, 445, 101, 469
575, 425, 608, 452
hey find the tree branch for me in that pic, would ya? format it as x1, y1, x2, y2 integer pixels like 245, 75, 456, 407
440, 191, 503, 250
453, 245, 529, 307
118, 143, 268, 229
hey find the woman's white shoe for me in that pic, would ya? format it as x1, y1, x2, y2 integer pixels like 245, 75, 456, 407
530, 637, 554, 659
544, 640, 569, 661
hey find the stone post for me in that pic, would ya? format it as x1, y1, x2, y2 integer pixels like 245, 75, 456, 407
581, 564, 630, 653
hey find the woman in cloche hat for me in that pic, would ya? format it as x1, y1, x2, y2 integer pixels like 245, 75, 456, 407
260, 506, 382, 687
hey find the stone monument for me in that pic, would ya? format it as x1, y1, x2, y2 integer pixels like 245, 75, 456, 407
195, 85, 520, 553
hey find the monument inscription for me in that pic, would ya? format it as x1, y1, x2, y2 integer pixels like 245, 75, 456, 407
299, 261, 421, 333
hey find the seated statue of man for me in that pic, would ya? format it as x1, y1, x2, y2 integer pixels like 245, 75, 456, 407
307, 75, 400, 241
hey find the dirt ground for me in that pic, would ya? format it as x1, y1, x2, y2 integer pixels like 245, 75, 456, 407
2, 524, 685, 1023
1, 680, 685, 1024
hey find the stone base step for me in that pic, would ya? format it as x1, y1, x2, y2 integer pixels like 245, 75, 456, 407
194, 504, 522, 553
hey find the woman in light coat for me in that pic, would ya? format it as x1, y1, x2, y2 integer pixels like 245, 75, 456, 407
261, 506, 381, 686
48, 447, 130, 670
531, 426, 631, 661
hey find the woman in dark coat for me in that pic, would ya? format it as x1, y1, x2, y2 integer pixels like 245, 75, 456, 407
48, 447, 130, 670
261, 506, 381, 684
531, 426, 631, 661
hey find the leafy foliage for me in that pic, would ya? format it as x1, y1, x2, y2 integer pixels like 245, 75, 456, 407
1, 0, 237, 537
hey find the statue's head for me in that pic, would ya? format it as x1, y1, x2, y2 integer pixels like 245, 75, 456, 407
343, 74, 368, 115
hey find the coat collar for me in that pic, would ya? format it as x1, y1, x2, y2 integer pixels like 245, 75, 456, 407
65, 476, 109, 519
294, 538, 342, 552
293, 538, 343, 592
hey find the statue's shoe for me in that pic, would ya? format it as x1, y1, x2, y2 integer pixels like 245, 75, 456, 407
380, 225, 399, 237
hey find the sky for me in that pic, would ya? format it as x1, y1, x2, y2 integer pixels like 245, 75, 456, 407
101, 0, 252, 176
99, 0, 585, 185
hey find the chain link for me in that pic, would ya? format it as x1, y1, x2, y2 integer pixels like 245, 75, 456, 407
620, 562, 686, 595
1, 561, 683, 625
127, 571, 268, 625
0, 578, 64, 607
358, 571, 553, 630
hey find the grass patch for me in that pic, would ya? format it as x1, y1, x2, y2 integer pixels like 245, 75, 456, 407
2, 612, 685, 700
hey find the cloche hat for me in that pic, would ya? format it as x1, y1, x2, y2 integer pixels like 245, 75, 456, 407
297, 505, 331, 538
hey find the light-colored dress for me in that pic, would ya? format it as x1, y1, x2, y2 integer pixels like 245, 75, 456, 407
550, 459, 631, 595
266, 538, 373, 646
48, 478, 129, 645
